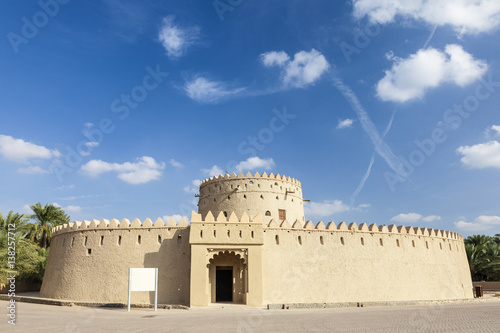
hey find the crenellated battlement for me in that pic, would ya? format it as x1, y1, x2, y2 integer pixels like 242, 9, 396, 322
200, 172, 301, 187
264, 219, 463, 240
51, 216, 190, 237
190, 211, 262, 224
51, 211, 463, 242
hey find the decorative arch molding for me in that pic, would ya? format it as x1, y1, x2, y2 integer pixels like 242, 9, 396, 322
207, 249, 247, 266
205, 249, 248, 304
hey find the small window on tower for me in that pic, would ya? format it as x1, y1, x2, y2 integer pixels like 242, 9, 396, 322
265, 211, 271, 216
278, 209, 286, 221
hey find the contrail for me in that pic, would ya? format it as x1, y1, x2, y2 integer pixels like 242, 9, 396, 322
332, 76, 405, 179
350, 108, 396, 206
423, 25, 438, 49
349, 25, 436, 204
350, 153, 375, 206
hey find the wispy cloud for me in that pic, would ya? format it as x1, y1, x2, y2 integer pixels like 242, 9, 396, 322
58, 194, 102, 201
103, 0, 149, 43
81, 156, 165, 184
377, 45, 487, 103
158, 15, 200, 58
163, 214, 188, 223
304, 200, 369, 218
168, 159, 184, 168
336, 118, 354, 129
184, 76, 244, 104
202, 165, 224, 177
17, 166, 49, 174
485, 125, 500, 138
184, 179, 201, 194
454, 215, 500, 232
0, 134, 60, 163
304, 200, 350, 218
391, 212, 442, 224
52, 202, 82, 214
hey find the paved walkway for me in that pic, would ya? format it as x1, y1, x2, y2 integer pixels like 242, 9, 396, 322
2, 300, 500, 332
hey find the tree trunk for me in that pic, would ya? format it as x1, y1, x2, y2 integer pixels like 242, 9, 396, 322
41, 229, 47, 249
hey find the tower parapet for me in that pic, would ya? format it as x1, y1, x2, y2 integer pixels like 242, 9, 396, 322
198, 172, 305, 224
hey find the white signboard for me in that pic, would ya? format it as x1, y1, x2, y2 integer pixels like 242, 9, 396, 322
128, 268, 158, 311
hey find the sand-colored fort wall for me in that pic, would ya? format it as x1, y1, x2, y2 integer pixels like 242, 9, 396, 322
198, 172, 305, 225
41, 209, 473, 307
261, 220, 473, 304
40, 217, 191, 305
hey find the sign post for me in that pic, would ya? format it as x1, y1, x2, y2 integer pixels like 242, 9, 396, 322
128, 268, 158, 311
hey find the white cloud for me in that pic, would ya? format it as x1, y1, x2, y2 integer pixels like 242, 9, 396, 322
261, 49, 330, 88
0, 134, 60, 163
421, 215, 442, 222
184, 77, 244, 104
55, 184, 75, 191
17, 166, 49, 174
492, 125, 500, 136
85, 141, 99, 148
58, 194, 101, 201
21, 204, 32, 214
163, 214, 188, 223
337, 118, 354, 129
158, 15, 200, 58
304, 200, 350, 218
183, 186, 194, 193
260, 51, 290, 67
390, 212, 442, 223
23, 202, 80, 215
391, 213, 422, 223
52, 202, 81, 214
353, 0, 500, 35
485, 125, 500, 138
184, 179, 201, 194
235, 157, 275, 173
456, 140, 500, 169
168, 159, 184, 168
81, 156, 165, 185
65, 205, 82, 213
454, 215, 500, 232
377, 44, 487, 102
202, 165, 224, 177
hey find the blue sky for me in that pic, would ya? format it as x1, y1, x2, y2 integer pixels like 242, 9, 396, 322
1, 0, 499, 236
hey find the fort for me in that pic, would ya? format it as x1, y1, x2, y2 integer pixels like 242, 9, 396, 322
40, 172, 473, 307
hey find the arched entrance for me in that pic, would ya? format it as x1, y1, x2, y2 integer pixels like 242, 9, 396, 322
208, 250, 247, 304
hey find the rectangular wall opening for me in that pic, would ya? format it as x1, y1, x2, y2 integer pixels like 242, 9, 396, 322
215, 266, 233, 302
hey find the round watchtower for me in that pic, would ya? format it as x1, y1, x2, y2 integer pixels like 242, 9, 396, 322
198, 172, 305, 224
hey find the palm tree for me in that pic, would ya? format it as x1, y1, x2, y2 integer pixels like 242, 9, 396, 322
0, 228, 47, 283
28, 203, 70, 249
465, 235, 500, 281
0, 210, 47, 283
0, 211, 31, 236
